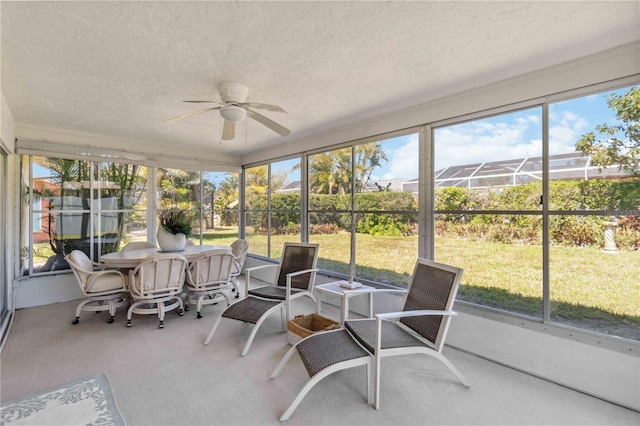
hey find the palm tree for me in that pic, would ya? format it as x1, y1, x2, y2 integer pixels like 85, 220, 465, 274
308, 143, 387, 195
245, 165, 268, 209
355, 142, 388, 192
216, 174, 239, 226
308, 152, 338, 194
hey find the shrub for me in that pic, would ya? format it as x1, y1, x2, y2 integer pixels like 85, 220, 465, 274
310, 223, 340, 234
549, 216, 602, 247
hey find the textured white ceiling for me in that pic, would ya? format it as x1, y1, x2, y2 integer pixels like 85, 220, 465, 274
2, 1, 639, 161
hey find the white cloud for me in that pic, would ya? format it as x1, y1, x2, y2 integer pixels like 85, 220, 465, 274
434, 116, 539, 169
382, 133, 419, 180
549, 109, 589, 155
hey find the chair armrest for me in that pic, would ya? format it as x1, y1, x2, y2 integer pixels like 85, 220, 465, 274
245, 264, 278, 274
374, 310, 457, 354
340, 288, 407, 320
285, 268, 319, 301
375, 309, 457, 320
245, 264, 278, 298
85, 269, 127, 293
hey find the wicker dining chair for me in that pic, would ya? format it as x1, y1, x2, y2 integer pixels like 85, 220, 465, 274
204, 242, 319, 356
270, 258, 469, 421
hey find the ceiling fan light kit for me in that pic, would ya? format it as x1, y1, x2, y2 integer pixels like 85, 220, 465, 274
165, 81, 290, 141
219, 105, 247, 122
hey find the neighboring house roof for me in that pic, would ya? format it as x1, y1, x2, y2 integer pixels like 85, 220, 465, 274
434, 152, 633, 189
279, 181, 301, 192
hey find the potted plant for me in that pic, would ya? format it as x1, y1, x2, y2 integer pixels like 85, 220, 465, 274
157, 206, 193, 252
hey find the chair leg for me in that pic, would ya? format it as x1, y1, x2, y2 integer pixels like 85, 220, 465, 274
232, 278, 240, 298
366, 362, 373, 405
221, 290, 232, 306
431, 351, 471, 387
272, 329, 372, 421
107, 299, 117, 323
277, 355, 372, 421
196, 294, 205, 319
374, 352, 381, 409
270, 343, 300, 378
279, 372, 327, 421
72, 299, 91, 324
204, 313, 224, 345
241, 320, 263, 357
126, 301, 138, 327
241, 304, 285, 357
158, 301, 166, 328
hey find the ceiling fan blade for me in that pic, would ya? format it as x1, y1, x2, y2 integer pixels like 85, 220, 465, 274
164, 107, 221, 124
239, 102, 287, 113
182, 100, 224, 105
221, 120, 236, 140
246, 109, 291, 137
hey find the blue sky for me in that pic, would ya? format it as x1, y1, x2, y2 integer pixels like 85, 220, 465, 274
377, 85, 634, 179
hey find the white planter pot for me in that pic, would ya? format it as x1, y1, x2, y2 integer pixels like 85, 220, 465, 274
157, 226, 186, 252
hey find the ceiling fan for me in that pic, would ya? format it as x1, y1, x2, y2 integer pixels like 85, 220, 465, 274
164, 82, 290, 140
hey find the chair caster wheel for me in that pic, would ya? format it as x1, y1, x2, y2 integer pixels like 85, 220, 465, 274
107, 316, 115, 324
72, 318, 80, 325
184, 305, 190, 311
178, 309, 184, 316
126, 320, 132, 327
235, 294, 240, 299
159, 321, 165, 329
197, 312, 202, 319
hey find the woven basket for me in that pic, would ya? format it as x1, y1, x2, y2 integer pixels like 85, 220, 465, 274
287, 313, 340, 345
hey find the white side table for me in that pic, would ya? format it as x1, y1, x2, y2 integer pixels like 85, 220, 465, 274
314, 281, 375, 324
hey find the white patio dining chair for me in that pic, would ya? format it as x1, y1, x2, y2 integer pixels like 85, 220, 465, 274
65, 250, 130, 325
229, 238, 249, 298
127, 253, 188, 328
121, 241, 156, 251
184, 248, 235, 318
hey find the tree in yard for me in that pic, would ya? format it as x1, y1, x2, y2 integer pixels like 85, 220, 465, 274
575, 86, 639, 175
307, 142, 387, 195
215, 174, 239, 226
354, 142, 388, 192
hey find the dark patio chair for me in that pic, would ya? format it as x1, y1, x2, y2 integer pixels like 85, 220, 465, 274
204, 242, 319, 356
270, 258, 469, 421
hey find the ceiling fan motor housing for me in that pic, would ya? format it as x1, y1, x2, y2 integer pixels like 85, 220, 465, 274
218, 82, 249, 103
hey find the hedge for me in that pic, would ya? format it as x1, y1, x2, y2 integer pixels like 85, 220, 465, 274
250, 191, 418, 236
247, 179, 638, 249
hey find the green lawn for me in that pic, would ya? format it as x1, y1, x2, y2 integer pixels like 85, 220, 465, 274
202, 226, 639, 340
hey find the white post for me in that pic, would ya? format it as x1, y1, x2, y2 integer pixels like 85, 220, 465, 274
603, 216, 618, 252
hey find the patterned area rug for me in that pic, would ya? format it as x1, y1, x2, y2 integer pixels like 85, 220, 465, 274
1, 373, 125, 425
